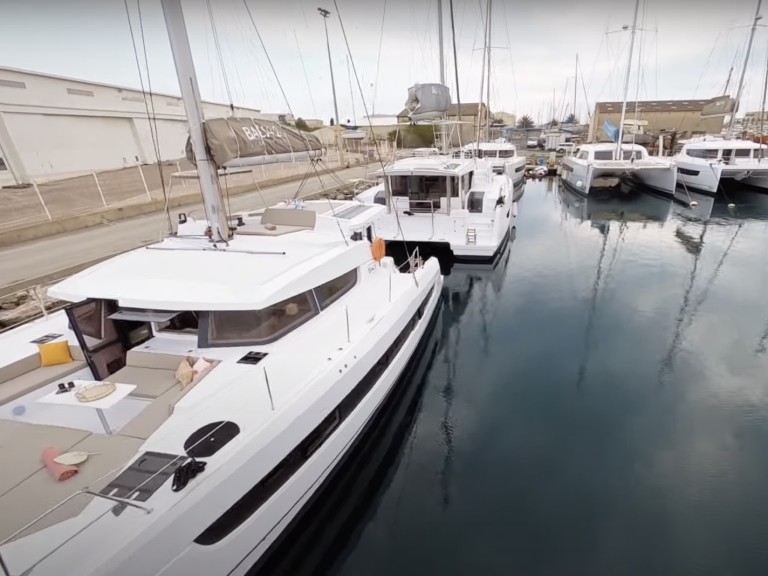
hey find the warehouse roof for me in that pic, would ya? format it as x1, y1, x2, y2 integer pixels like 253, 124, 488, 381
596, 99, 712, 113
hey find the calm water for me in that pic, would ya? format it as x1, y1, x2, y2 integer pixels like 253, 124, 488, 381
330, 179, 768, 576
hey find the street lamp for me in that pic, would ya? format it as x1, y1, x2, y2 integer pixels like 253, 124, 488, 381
318, 7, 340, 126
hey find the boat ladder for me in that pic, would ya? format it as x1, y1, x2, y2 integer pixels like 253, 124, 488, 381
466, 228, 477, 245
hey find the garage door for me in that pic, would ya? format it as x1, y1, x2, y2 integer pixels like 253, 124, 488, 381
4, 113, 143, 182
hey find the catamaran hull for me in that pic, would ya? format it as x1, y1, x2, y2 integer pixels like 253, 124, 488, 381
677, 162, 768, 194
561, 160, 676, 196
249, 299, 444, 575
147, 274, 443, 576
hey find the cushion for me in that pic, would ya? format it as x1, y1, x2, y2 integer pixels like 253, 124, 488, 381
0, 434, 142, 542
38, 341, 73, 367
0, 360, 88, 406
0, 354, 39, 385
109, 366, 178, 399
0, 421, 91, 497
120, 361, 219, 440
175, 358, 195, 387
126, 350, 188, 371
192, 357, 211, 374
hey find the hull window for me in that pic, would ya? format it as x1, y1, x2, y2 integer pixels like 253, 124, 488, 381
194, 287, 435, 545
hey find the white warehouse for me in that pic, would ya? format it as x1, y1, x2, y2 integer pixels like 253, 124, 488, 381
0, 66, 266, 187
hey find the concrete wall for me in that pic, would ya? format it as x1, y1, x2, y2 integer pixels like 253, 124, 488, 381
0, 67, 264, 185
588, 109, 724, 142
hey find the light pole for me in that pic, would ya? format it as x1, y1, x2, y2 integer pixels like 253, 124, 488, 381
318, 7, 340, 126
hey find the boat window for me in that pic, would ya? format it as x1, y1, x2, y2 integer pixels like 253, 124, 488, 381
389, 176, 409, 196
202, 292, 317, 347
735, 149, 752, 158
157, 311, 199, 335
686, 148, 719, 159
462, 171, 473, 194
594, 150, 613, 160
194, 286, 435, 546
467, 191, 485, 213
373, 189, 386, 205
314, 269, 358, 309
498, 149, 515, 158
622, 150, 641, 160
577, 150, 589, 160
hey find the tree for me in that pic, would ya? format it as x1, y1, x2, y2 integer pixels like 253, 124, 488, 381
517, 114, 534, 129
295, 117, 310, 131
564, 113, 577, 124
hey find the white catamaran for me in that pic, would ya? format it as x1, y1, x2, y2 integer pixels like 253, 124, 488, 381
560, 0, 676, 196
0, 2, 442, 575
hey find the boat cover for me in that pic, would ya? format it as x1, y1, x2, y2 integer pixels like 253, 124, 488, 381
404, 83, 451, 121
186, 118, 324, 168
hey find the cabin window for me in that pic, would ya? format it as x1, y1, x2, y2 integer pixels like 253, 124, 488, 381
622, 150, 641, 160
389, 176, 409, 196
202, 292, 317, 347
686, 148, 719, 159
314, 269, 358, 309
577, 150, 589, 160
194, 286, 435, 546
461, 172, 473, 194
373, 189, 386, 205
467, 191, 485, 213
734, 149, 751, 158
594, 151, 613, 160
498, 149, 515, 158
0, 158, 7, 171
157, 311, 199, 335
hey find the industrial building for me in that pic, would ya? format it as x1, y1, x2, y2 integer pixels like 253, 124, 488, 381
587, 96, 732, 143
0, 66, 266, 186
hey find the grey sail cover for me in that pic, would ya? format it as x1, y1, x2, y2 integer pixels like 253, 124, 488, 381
186, 118, 324, 169
404, 83, 451, 121
700, 95, 735, 118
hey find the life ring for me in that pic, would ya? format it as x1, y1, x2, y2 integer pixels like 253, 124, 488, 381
371, 236, 386, 261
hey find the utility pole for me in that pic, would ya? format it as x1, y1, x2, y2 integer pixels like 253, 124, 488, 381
318, 7, 340, 126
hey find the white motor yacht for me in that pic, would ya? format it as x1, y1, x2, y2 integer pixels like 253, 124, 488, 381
355, 155, 516, 261
560, 143, 677, 196
0, 2, 443, 574
674, 137, 768, 194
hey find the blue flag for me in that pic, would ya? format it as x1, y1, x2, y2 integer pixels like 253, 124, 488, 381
603, 119, 619, 142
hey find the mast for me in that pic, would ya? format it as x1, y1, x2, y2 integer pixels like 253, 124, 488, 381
728, 0, 763, 137
760, 34, 768, 159
318, 8, 340, 126
438, 0, 445, 85
476, 0, 489, 146
438, 0, 447, 151
616, 0, 641, 158
573, 54, 578, 124
485, 0, 492, 141
161, 0, 231, 241
449, 0, 462, 148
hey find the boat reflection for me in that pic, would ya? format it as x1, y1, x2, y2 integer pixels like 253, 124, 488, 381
557, 181, 673, 226
673, 188, 768, 222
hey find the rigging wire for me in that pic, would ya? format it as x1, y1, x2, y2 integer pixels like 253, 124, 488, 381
371, 0, 388, 116
205, 0, 235, 112
293, 29, 318, 119
331, 0, 413, 260
123, 0, 173, 235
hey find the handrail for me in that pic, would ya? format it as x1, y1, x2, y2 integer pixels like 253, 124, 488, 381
0, 490, 152, 576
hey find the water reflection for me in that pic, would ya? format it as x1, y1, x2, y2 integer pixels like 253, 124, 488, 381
438, 232, 514, 509
334, 178, 768, 576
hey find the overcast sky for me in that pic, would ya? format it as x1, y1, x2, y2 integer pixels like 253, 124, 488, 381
1, 0, 767, 125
